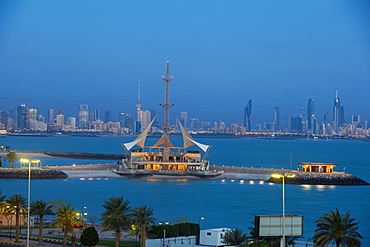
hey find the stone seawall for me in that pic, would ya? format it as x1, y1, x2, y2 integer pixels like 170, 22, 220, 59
268, 173, 369, 186
0, 168, 68, 179
15, 151, 127, 160
212, 165, 369, 186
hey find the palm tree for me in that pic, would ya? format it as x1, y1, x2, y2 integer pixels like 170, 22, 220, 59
6, 193, 27, 242
100, 196, 132, 247
313, 208, 363, 247
132, 205, 156, 247
54, 205, 81, 247
30, 200, 54, 246
222, 228, 247, 246
6, 151, 18, 168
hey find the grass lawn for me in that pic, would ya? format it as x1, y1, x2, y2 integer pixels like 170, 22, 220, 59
98, 240, 138, 247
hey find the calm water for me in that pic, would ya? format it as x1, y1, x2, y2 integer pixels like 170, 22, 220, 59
1, 136, 369, 244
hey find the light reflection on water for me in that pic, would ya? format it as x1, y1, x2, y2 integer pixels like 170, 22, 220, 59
0, 136, 369, 244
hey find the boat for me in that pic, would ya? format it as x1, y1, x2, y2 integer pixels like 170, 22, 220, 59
113, 62, 223, 179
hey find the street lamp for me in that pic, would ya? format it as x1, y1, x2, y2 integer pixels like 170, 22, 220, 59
20, 158, 40, 247
271, 173, 296, 247
81, 206, 87, 222
158, 221, 169, 247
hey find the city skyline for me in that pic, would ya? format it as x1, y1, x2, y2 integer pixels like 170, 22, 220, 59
1, 1, 369, 125
0, 89, 368, 136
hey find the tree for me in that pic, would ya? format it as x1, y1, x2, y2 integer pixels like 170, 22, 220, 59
6, 151, 18, 168
30, 200, 54, 246
100, 196, 132, 247
132, 205, 156, 247
81, 226, 100, 247
6, 193, 27, 242
313, 209, 362, 247
87, 215, 98, 226
222, 228, 247, 246
54, 205, 81, 247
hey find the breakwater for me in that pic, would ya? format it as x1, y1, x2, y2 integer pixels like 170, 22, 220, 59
268, 172, 369, 186
0, 168, 68, 179
16, 151, 127, 160
211, 165, 369, 186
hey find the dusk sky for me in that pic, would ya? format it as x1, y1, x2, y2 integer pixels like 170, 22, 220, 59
1, 1, 369, 126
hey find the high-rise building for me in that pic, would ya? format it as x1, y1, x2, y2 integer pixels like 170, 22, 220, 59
244, 99, 252, 132
17, 104, 27, 129
289, 116, 303, 133
93, 109, 100, 121
26, 108, 37, 129
307, 98, 314, 130
181, 110, 188, 129
333, 91, 345, 131
273, 106, 280, 131
78, 104, 89, 129
0, 111, 8, 130
48, 109, 55, 123
56, 114, 65, 128
352, 115, 361, 128
104, 110, 112, 123
323, 111, 330, 123
141, 110, 151, 128
68, 117, 76, 129
125, 114, 134, 134
119, 113, 126, 128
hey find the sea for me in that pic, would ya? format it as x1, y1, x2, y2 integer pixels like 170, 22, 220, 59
1, 136, 369, 245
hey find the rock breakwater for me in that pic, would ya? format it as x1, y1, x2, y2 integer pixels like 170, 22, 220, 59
268, 173, 369, 186
0, 168, 68, 179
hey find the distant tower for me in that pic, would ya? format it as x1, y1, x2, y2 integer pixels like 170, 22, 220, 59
352, 115, 361, 128
333, 91, 345, 131
48, 109, 55, 123
273, 106, 280, 131
244, 99, 252, 132
104, 110, 111, 123
78, 104, 89, 129
17, 104, 27, 129
307, 98, 314, 130
181, 110, 188, 129
136, 80, 143, 122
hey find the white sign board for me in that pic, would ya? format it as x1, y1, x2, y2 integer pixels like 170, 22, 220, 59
255, 215, 303, 237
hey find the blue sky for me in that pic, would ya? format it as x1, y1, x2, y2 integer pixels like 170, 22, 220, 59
0, 1, 369, 126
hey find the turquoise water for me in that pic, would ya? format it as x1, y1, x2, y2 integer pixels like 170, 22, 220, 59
1, 136, 369, 244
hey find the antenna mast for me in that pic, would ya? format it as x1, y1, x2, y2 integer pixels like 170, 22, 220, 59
136, 80, 142, 122
161, 61, 173, 135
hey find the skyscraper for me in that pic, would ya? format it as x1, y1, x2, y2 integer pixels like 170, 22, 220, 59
104, 110, 111, 123
307, 98, 314, 130
244, 99, 252, 132
78, 104, 89, 129
17, 104, 27, 129
273, 106, 280, 131
48, 109, 55, 123
333, 91, 345, 131
181, 110, 188, 129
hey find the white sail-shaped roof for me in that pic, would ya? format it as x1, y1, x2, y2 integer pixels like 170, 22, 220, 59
122, 116, 157, 150
176, 117, 210, 152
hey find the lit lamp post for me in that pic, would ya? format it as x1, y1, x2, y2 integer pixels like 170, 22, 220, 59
158, 221, 169, 247
20, 158, 40, 247
271, 173, 296, 247
81, 206, 87, 222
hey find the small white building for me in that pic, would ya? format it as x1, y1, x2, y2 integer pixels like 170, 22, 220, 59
146, 228, 232, 247
199, 228, 232, 247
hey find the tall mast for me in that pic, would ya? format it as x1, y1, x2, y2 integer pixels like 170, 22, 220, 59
161, 61, 173, 137
136, 80, 142, 122
160, 61, 173, 163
